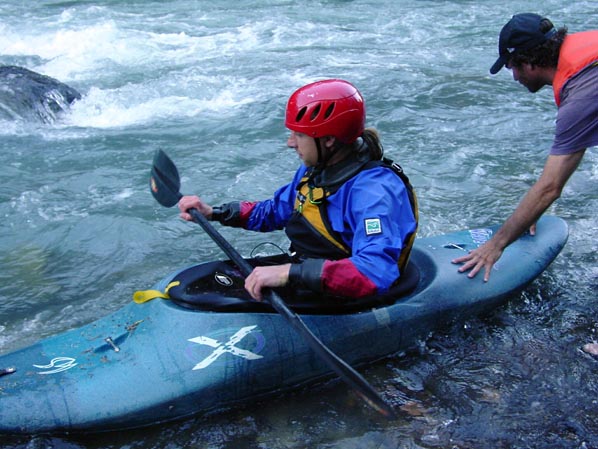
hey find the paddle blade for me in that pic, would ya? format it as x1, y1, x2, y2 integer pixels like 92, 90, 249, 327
150, 149, 182, 208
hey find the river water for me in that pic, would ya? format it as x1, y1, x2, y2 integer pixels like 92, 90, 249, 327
0, 1, 596, 448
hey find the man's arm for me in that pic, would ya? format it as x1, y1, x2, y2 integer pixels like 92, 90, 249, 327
452, 149, 586, 281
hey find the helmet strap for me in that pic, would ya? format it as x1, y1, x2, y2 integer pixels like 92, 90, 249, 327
315, 137, 325, 167
315, 137, 337, 168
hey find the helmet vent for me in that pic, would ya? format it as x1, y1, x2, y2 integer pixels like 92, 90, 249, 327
324, 102, 335, 119
310, 104, 321, 121
295, 106, 307, 123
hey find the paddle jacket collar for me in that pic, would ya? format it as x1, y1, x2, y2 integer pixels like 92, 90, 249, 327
307, 141, 373, 190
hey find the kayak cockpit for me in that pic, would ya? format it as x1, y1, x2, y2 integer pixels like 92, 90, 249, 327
166, 255, 422, 315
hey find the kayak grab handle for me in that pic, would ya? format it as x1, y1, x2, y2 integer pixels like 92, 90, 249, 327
104, 337, 121, 353
0, 367, 16, 377
444, 243, 469, 252
94, 334, 127, 354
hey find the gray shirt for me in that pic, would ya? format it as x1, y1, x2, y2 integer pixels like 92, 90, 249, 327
551, 63, 598, 155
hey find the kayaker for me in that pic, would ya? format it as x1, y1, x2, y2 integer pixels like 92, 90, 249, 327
179, 79, 418, 300
453, 13, 598, 282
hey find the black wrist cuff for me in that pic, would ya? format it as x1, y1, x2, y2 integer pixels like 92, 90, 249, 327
288, 259, 325, 293
210, 202, 242, 227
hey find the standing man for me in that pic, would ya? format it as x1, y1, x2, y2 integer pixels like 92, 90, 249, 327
453, 13, 598, 281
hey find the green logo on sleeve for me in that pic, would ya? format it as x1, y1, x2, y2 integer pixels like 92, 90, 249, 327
365, 218, 382, 235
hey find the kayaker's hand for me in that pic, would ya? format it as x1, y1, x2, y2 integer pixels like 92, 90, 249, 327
245, 264, 291, 301
178, 195, 213, 222
451, 241, 504, 282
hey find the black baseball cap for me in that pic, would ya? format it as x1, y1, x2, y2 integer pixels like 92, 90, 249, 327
490, 13, 556, 74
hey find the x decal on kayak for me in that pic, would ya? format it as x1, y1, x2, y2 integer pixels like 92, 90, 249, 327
188, 325, 264, 370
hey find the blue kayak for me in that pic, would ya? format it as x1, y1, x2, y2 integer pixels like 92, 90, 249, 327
0, 215, 568, 434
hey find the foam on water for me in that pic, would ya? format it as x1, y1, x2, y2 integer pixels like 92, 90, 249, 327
62, 84, 255, 129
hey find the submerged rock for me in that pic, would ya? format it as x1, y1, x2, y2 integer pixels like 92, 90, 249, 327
0, 65, 81, 123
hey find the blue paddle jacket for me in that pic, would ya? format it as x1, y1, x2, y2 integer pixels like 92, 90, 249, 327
211, 159, 418, 298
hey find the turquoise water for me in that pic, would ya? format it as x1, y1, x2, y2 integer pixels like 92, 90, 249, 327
1, 1, 596, 448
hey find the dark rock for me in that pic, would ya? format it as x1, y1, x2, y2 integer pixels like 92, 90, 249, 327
0, 65, 81, 123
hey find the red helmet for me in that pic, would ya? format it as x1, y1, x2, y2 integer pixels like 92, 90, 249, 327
285, 79, 365, 144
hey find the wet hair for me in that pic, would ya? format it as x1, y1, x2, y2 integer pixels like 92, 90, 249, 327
361, 128, 384, 160
510, 22, 568, 69
330, 127, 384, 162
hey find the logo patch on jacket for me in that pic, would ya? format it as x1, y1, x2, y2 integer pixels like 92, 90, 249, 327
365, 218, 382, 235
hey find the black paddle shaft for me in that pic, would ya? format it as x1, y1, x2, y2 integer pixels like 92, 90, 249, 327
149, 149, 397, 419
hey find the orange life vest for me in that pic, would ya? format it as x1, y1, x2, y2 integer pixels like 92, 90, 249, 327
552, 31, 598, 106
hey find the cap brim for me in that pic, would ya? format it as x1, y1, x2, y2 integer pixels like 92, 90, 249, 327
489, 55, 507, 75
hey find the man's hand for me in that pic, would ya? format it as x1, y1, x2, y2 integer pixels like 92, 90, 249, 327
245, 264, 291, 301
451, 240, 504, 282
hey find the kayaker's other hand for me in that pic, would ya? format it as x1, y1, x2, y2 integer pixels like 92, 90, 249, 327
245, 264, 291, 301
178, 195, 212, 222
451, 242, 503, 283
